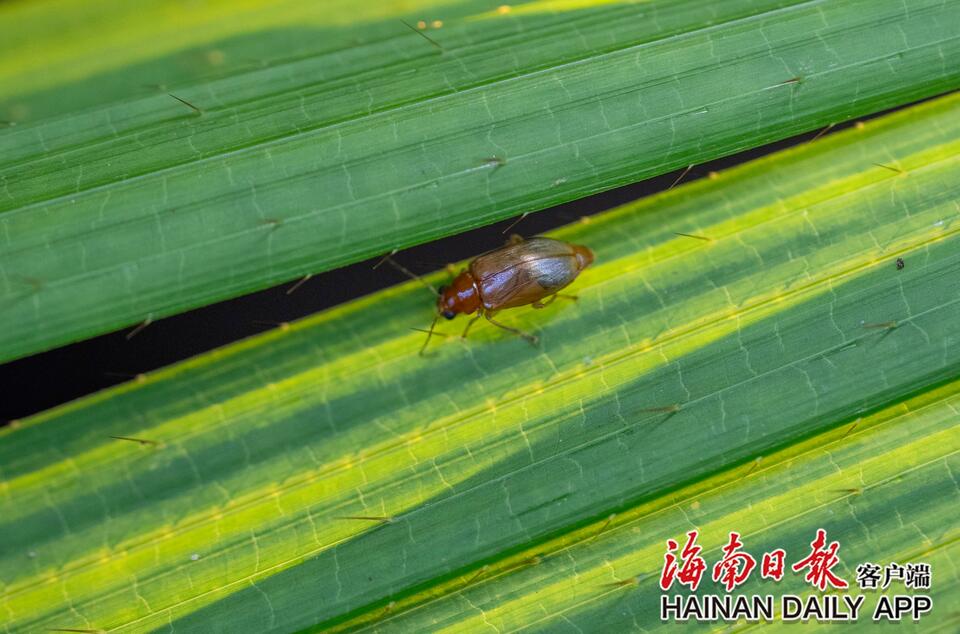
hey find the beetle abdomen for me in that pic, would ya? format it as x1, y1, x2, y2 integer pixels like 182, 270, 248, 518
534, 257, 579, 291
470, 237, 586, 310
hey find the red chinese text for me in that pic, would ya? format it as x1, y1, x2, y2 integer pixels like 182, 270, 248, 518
660, 530, 707, 591
711, 532, 757, 591
791, 528, 848, 591
761, 548, 786, 581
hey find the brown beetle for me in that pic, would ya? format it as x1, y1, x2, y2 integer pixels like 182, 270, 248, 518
417, 234, 594, 353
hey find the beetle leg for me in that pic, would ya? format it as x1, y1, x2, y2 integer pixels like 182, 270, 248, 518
484, 311, 539, 346
461, 313, 481, 339
533, 293, 576, 309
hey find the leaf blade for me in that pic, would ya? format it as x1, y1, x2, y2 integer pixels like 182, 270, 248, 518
2, 91, 959, 631
2, 0, 960, 362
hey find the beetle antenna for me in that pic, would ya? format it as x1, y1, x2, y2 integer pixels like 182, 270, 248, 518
668, 164, 694, 190
419, 315, 440, 356
501, 212, 529, 235
375, 253, 439, 296
410, 326, 453, 338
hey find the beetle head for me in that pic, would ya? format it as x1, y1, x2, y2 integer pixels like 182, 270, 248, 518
437, 286, 457, 319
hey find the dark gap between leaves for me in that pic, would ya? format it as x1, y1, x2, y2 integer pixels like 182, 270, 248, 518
0, 101, 923, 421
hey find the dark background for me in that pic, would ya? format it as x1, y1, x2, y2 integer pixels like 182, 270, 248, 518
0, 111, 901, 422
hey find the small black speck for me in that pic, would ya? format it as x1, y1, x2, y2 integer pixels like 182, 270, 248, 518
896, 257, 905, 270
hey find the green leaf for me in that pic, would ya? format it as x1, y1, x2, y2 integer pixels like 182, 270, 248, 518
2, 90, 958, 632
3, 0, 959, 363
359, 381, 959, 632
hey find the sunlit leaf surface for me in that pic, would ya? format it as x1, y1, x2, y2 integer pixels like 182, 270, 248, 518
2, 0, 959, 362
2, 92, 958, 632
